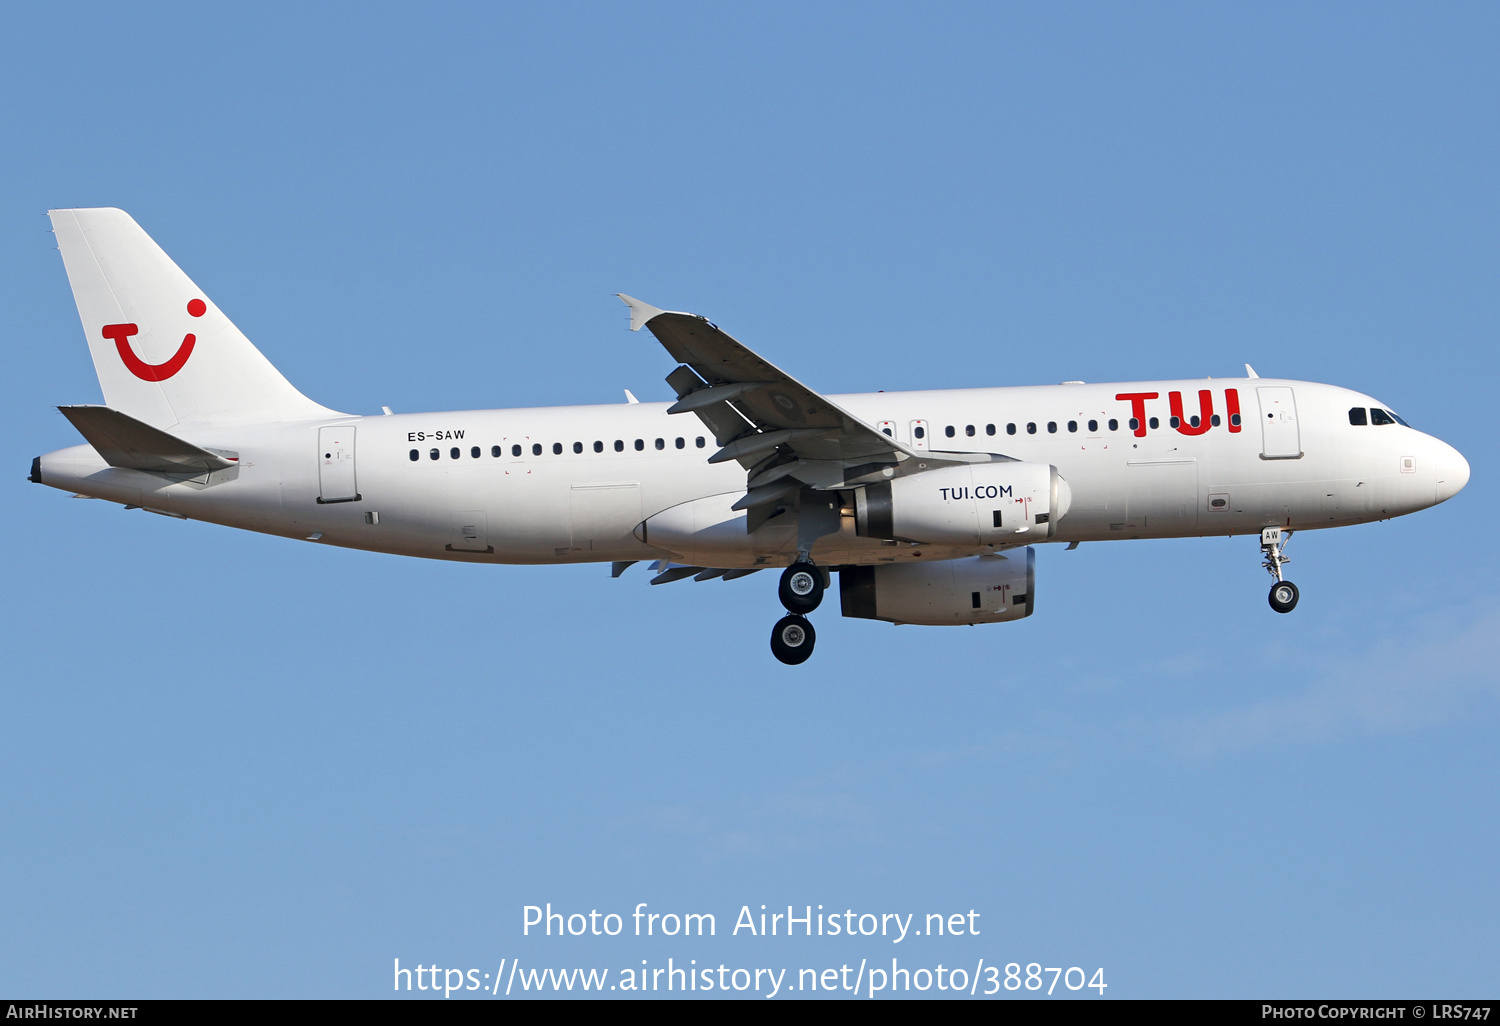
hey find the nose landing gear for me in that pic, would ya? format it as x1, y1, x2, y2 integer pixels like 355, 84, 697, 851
771, 559, 823, 664
1261, 528, 1299, 613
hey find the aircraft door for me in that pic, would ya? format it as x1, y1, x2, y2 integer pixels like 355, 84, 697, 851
1126, 458, 1199, 533
570, 482, 643, 552
1257, 387, 1302, 459
910, 419, 930, 450
317, 425, 359, 503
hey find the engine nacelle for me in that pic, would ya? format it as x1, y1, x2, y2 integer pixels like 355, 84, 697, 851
840, 550, 1035, 626
854, 462, 1069, 545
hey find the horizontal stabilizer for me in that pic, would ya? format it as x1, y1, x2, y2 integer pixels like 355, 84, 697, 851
58, 405, 237, 474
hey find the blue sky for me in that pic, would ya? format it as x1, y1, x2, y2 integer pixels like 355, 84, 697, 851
1, 2, 1495, 998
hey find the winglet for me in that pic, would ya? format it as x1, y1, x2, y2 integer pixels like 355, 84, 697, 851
1245, 363, 1260, 378
617, 293, 665, 332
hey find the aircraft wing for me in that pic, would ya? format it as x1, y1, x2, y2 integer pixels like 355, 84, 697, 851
618, 295, 914, 481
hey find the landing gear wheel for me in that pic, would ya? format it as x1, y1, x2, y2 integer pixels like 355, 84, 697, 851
1260, 529, 1299, 614
1269, 580, 1300, 614
778, 561, 824, 614
770, 614, 816, 665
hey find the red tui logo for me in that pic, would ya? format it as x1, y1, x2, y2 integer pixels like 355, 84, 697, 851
103, 298, 205, 381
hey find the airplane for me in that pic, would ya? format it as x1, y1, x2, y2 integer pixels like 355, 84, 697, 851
30, 208, 1471, 664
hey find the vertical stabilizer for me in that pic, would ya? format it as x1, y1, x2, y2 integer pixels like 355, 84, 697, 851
48, 208, 340, 428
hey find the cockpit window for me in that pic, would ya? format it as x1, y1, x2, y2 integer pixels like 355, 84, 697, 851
1370, 408, 1395, 426
1390, 410, 1410, 427
1348, 407, 1368, 426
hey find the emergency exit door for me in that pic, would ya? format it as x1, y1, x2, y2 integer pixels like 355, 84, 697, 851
317, 425, 360, 503
909, 419, 930, 450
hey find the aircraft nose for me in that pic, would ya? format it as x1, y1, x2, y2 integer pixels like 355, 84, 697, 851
1433, 440, 1470, 505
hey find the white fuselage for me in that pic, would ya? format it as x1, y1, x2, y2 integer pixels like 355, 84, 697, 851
36, 377, 1468, 569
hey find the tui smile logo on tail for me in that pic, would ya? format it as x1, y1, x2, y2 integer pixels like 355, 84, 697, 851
101, 297, 205, 381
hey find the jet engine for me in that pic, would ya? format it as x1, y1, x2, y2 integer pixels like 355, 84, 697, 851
854, 462, 1070, 545
839, 549, 1035, 626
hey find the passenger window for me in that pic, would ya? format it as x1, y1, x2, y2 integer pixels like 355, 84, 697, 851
1026, 422, 1036, 434
614, 440, 624, 452
655, 438, 665, 450
944, 425, 955, 438
1067, 421, 1077, 433
1006, 423, 1016, 435
409, 449, 419, 461
675, 437, 685, 449
553, 442, 563, 454
1108, 419, 1118, 431
1087, 419, 1098, 432
594, 441, 603, 453
430, 448, 440, 460
1148, 417, 1159, 429
882, 427, 892, 437
450, 447, 460, 459
511, 444, 522, 457
635, 439, 645, 451
1210, 414, 1220, 427
471, 446, 481, 458
1047, 422, 1057, 434
986, 424, 996, 436
1129, 418, 1139, 431
914, 426, 925, 439
532, 443, 542, 456
696, 436, 706, 448
965, 425, 975, 437
1169, 416, 1181, 428
1370, 408, 1394, 426
573, 442, 583, 454
491, 445, 501, 457
1230, 413, 1241, 427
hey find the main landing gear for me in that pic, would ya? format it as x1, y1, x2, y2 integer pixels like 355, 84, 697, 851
778, 562, 825, 613
771, 560, 824, 665
1261, 528, 1299, 614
